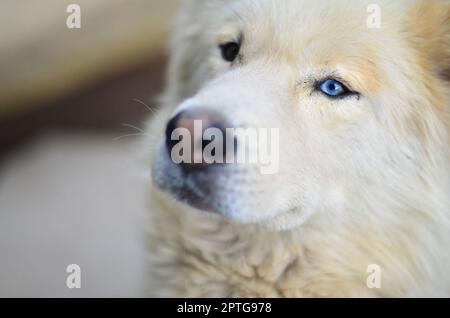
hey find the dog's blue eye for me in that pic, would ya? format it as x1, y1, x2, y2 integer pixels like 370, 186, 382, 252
319, 79, 347, 97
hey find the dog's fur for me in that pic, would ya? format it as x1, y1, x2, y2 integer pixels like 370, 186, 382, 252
145, 0, 450, 297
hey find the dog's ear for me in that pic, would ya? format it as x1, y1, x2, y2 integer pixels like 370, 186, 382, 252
406, 0, 450, 81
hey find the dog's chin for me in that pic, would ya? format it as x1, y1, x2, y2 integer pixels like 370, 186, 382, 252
154, 176, 309, 231
151, 145, 310, 231
179, 194, 309, 231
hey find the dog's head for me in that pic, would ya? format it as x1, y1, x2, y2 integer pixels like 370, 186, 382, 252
151, 0, 449, 230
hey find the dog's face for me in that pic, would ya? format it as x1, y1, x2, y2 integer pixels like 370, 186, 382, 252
152, 0, 449, 230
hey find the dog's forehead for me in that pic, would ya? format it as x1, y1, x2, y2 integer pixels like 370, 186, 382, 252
229, 0, 400, 39
214, 0, 401, 93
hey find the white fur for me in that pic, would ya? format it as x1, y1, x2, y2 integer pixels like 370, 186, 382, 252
145, 0, 450, 297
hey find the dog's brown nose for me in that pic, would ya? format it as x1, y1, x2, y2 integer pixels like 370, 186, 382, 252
165, 109, 235, 172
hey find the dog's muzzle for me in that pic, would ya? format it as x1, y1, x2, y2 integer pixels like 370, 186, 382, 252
154, 108, 241, 213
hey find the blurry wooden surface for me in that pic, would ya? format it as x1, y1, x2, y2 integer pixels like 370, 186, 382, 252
0, 0, 180, 115
0, 56, 167, 157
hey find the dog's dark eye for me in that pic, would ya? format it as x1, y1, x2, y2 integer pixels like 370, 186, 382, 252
220, 42, 240, 62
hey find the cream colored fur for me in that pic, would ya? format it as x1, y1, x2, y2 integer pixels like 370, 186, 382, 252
144, 0, 450, 297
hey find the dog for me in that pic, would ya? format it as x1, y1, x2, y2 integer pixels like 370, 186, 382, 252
145, 0, 450, 297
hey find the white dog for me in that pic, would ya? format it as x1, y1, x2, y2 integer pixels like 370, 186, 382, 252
145, 0, 450, 297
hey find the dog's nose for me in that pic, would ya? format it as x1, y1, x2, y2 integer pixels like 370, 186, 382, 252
165, 109, 235, 172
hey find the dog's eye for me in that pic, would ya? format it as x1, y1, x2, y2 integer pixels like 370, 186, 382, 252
319, 79, 349, 97
317, 79, 360, 100
220, 42, 240, 62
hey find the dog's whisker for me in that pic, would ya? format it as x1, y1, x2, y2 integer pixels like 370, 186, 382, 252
132, 98, 157, 114
122, 123, 146, 134
132, 98, 163, 120
113, 133, 156, 141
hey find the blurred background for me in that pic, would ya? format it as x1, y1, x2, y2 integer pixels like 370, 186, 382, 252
0, 0, 181, 297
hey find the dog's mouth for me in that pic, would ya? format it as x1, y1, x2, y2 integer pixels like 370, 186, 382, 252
152, 152, 305, 229
152, 145, 234, 214
156, 171, 217, 213
151, 135, 294, 226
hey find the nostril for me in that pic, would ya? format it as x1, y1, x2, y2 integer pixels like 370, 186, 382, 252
203, 122, 227, 156
165, 109, 235, 171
